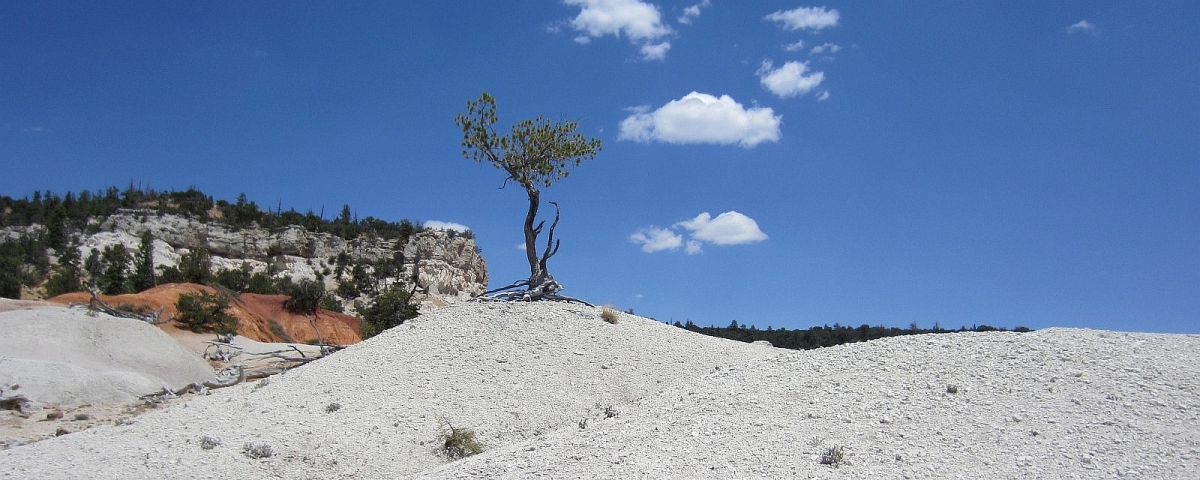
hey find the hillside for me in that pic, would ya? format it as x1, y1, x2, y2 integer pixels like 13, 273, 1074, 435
48, 284, 361, 344
1, 302, 1196, 478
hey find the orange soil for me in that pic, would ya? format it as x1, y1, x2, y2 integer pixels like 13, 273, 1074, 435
48, 284, 362, 345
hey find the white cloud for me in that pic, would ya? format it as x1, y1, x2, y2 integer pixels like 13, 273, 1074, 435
1066, 20, 1096, 34
676, 211, 768, 245
629, 227, 683, 252
632, 211, 768, 254
816, 90, 830, 101
784, 40, 806, 52
640, 41, 671, 60
516, 242, 527, 251
424, 220, 470, 232
765, 6, 839, 32
678, 0, 710, 24
809, 42, 840, 55
757, 60, 825, 99
564, 0, 673, 59
618, 92, 782, 148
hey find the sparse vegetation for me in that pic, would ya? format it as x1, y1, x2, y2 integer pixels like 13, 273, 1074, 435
200, 435, 221, 450
600, 306, 620, 324
820, 445, 846, 467
439, 421, 483, 460
241, 442, 274, 459
946, 384, 959, 394
325, 402, 341, 413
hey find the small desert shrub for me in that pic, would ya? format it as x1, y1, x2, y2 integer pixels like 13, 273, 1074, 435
946, 384, 959, 394
440, 423, 483, 460
200, 435, 221, 450
603, 405, 618, 418
600, 306, 620, 324
325, 402, 341, 413
820, 445, 846, 467
268, 319, 295, 343
242, 442, 274, 459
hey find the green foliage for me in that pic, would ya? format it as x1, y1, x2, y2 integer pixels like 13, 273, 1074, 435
177, 248, 212, 284
98, 244, 133, 295
212, 264, 253, 292
358, 282, 419, 339
44, 243, 84, 297
439, 422, 483, 460
174, 291, 239, 334
245, 271, 278, 294
282, 279, 325, 315
455, 92, 602, 191
0, 245, 28, 299
672, 320, 1033, 351
319, 294, 343, 313
1, 186, 422, 242
129, 231, 156, 292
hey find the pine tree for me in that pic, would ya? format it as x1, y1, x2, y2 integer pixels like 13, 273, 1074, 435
130, 231, 156, 292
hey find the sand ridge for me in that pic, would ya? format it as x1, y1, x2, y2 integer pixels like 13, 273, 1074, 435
1, 302, 1197, 478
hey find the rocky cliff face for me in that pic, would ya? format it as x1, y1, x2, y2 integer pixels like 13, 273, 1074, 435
7, 210, 488, 310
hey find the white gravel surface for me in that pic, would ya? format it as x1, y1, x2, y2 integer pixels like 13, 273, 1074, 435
0, 306, 214, 405
1, 302, 1197, 479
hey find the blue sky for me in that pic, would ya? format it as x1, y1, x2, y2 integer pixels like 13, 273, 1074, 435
3, 1, 1197, 333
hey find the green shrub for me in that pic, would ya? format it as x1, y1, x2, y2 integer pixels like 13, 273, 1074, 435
359, 283, 418, 339
282, 279, 325, 315
440, 423, 483, 460
175, 291, 239, 334
177, 248, 212, 284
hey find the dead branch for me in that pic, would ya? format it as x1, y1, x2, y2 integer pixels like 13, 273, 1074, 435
76, 291, 167, 324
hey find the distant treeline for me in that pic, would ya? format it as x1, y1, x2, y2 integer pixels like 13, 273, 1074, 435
669, 319, 1031, 350
0, 184, 437, 242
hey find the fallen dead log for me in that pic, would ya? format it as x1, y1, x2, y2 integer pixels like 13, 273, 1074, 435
71, 291, 166, 324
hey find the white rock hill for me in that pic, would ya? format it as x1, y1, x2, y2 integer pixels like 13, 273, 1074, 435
0, 302, 1196, 479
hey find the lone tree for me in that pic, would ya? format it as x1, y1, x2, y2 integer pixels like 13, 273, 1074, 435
455, 92, 601, 301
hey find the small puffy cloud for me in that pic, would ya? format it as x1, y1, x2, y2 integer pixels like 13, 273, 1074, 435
424, 220, 470, 232
516, 242, 527, 251
632, 211, 767, 254
678, 0, 710, 24
676, 211, 768, 245
784, 40, 806, 52
640, 41, 671, 61
630, 227, 683, 252
816, 90, 830, 101
564, 0, 673, 60
809, 42, 840, 55
765, 6, 839, 32
1066, 20, 1096, 34
757, 60, 825, 99
618, 92, 782, 148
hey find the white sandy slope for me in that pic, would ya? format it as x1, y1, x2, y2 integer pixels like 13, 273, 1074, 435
1, 302, 1197, 479
0, 306, 214, 405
